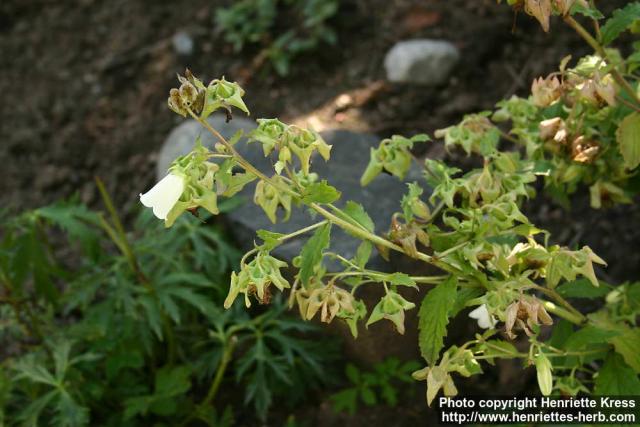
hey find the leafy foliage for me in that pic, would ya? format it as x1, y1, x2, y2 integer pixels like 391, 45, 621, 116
0, 197, 338, 425
216, 0, 339, 75
330, 358, 420, 415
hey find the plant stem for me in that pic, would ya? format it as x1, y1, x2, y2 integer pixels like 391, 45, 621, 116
187, 111, 465, 278
563, 16, 640, 106
95, 177, 177, 364
529, 283, 586, 324
542, 301, 585, 326
277, 220, 329, 242
0, 273, 44, 342
181, 336, 237, 427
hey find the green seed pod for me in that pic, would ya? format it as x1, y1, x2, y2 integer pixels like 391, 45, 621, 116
535, 352, 553, 396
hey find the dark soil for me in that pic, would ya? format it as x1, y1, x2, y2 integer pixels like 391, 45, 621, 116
1, 0, 638, 426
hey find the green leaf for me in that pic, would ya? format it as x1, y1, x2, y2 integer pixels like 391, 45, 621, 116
345, 364, 360, 383
17, 390, 58, 426
418, 276, 458, 364
342, 201, 375, 233
155, 365, 191, 397
37, 201, 101, 260
298, 223, 331, 285
54, 391, 89, 427
595, 352, 640, 395
257, 229, 285, 250
386, 273, 417, 288
450, 287, 483, 317
570, 3, 604, 20
360, 387, 377, 406
608, 327, 640, 373
617, 112, 640, 170
52, 341, 71, 381
600, 2, 640, 45
330, 388, 358, 415
354, 241, 372, 269
556, 278, 610, 299
301, 181, 341, 204
14, 358, 58, 387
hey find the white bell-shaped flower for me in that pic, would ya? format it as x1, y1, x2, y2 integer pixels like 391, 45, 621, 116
140, 173, 185, 220
468, 304, 497, 329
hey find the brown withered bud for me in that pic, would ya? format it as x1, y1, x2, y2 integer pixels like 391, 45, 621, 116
296, 285, 355, 324
168, 88, 188, 117
387, 216, 429, 259
525, 0, 552, 32
538, 117, 569, 145
531, 76, 562, 107
571, 136, 600, 163
505, 296, 553, 339
539, 117, 563, 140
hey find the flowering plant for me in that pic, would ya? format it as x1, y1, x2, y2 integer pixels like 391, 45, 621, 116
144, 1, 640, 405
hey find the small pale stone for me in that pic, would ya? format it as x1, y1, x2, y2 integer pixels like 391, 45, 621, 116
384, 39, 460, 86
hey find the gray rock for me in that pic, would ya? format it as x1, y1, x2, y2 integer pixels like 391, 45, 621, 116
231, 128, 423, 272
384, 39, 460, 86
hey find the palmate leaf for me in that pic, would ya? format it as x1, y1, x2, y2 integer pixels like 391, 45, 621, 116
13, 357, 58, 387
53, 391, 90, 427
124, 365, 191, 419
418, 276, 458, 364
36, 201, 102, 261
17, 389, 58, 427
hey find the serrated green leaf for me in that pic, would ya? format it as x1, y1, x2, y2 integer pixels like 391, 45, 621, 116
385, 273, 417, 288
301, 181, 341, 204
17, 390, 58, 426
570, 3, 604, 19
608, 328, 640, 373
54, 391, 89, 427
600, 2, 640, 45
617, 112, 640, 170
342, 201, 375, 233
299, 223, 331, 285
595, 352, 640, 395
418, 276, 457, 364
14, 358, 58, 387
